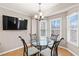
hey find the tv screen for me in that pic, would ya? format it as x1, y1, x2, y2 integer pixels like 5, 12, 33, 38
3, 15, 28, 30
18, 20, 27, 30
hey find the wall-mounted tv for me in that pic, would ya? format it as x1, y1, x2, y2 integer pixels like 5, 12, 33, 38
3, 15, 28, 30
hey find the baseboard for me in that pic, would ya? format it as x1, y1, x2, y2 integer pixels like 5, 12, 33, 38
0, 45, 78, 56
59, 46, 78, 56
0, 46, 23, 55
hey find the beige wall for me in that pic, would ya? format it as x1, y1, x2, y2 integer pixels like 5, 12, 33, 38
0, 7, 31, 53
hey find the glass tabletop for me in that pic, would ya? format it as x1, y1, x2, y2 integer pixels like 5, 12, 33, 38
32, 39, 48, 46
32, 38, 55, 51
39, 39, 48, 46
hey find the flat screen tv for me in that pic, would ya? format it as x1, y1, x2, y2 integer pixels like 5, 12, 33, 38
3, 15, 28, 30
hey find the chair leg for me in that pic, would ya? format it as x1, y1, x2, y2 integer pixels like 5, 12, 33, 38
23, 48, 26, 56
23, 50, 25, 56
53, 48, 58, 56
56, 48, 58, 56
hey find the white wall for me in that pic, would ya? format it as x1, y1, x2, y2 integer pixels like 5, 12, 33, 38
0, 7, 31, 53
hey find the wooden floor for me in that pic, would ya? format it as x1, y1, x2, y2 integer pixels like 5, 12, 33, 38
1, 47, 73, 56
58, 48, 73, 56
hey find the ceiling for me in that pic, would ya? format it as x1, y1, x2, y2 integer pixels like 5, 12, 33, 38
0, 3, 78, 17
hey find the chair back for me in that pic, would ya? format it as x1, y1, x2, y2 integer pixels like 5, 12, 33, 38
50, 34, 59, 41
30, 34, 37, 42
51, 38, 64, 56
30, 34, 39, 46
18, 36, 28, 56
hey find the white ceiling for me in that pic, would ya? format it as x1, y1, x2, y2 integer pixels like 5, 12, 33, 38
0, 3, 78, 17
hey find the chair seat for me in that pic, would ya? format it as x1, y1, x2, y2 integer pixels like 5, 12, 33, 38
32, 41, 38, 46
48, 40, 54, 48
40, 48, 53, 56
32, 40, 39, 46
28, 46, 39, 56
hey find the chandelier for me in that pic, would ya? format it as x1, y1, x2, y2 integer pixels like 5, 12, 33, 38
34, 3, 44, 21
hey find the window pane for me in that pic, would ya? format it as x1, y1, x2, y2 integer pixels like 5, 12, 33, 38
41, 30, 46, 36
68, 13, 78, 44
40, 21, 47, 36
41, 22, 45, 30
50, 19, 61, 36
70, 30, 77, 43
69, 14, 78, 28
51, 20, 60, 28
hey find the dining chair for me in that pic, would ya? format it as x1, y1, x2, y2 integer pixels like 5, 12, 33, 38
30, 34, 39, 47
50, 33, 59, 41
18, 36, 39, 56
52, 38, 64, 56
40, 38, 64, 56
47, 34, 59, 48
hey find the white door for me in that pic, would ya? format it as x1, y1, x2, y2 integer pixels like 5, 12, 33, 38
39, 20, 47, 40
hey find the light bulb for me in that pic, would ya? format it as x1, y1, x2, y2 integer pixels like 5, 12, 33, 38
34, 15, 38, 19
39, 12, 42, 16
42, 16, 44, 18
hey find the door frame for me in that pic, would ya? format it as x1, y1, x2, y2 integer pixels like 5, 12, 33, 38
39, 20, 47, 39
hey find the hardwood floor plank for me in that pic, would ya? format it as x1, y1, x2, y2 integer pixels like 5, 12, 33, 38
58, 48, 73, 56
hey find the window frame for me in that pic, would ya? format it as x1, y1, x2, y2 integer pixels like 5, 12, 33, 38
49, 18, 62, 38
67, 12, 78, 47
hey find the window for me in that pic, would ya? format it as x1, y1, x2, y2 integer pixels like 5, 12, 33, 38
67, 13, 78, 46
50, 18, 61, 37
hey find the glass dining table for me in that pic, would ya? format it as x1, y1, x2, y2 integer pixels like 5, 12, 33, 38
31, 38, 55, 51
32, 39, 49, 51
